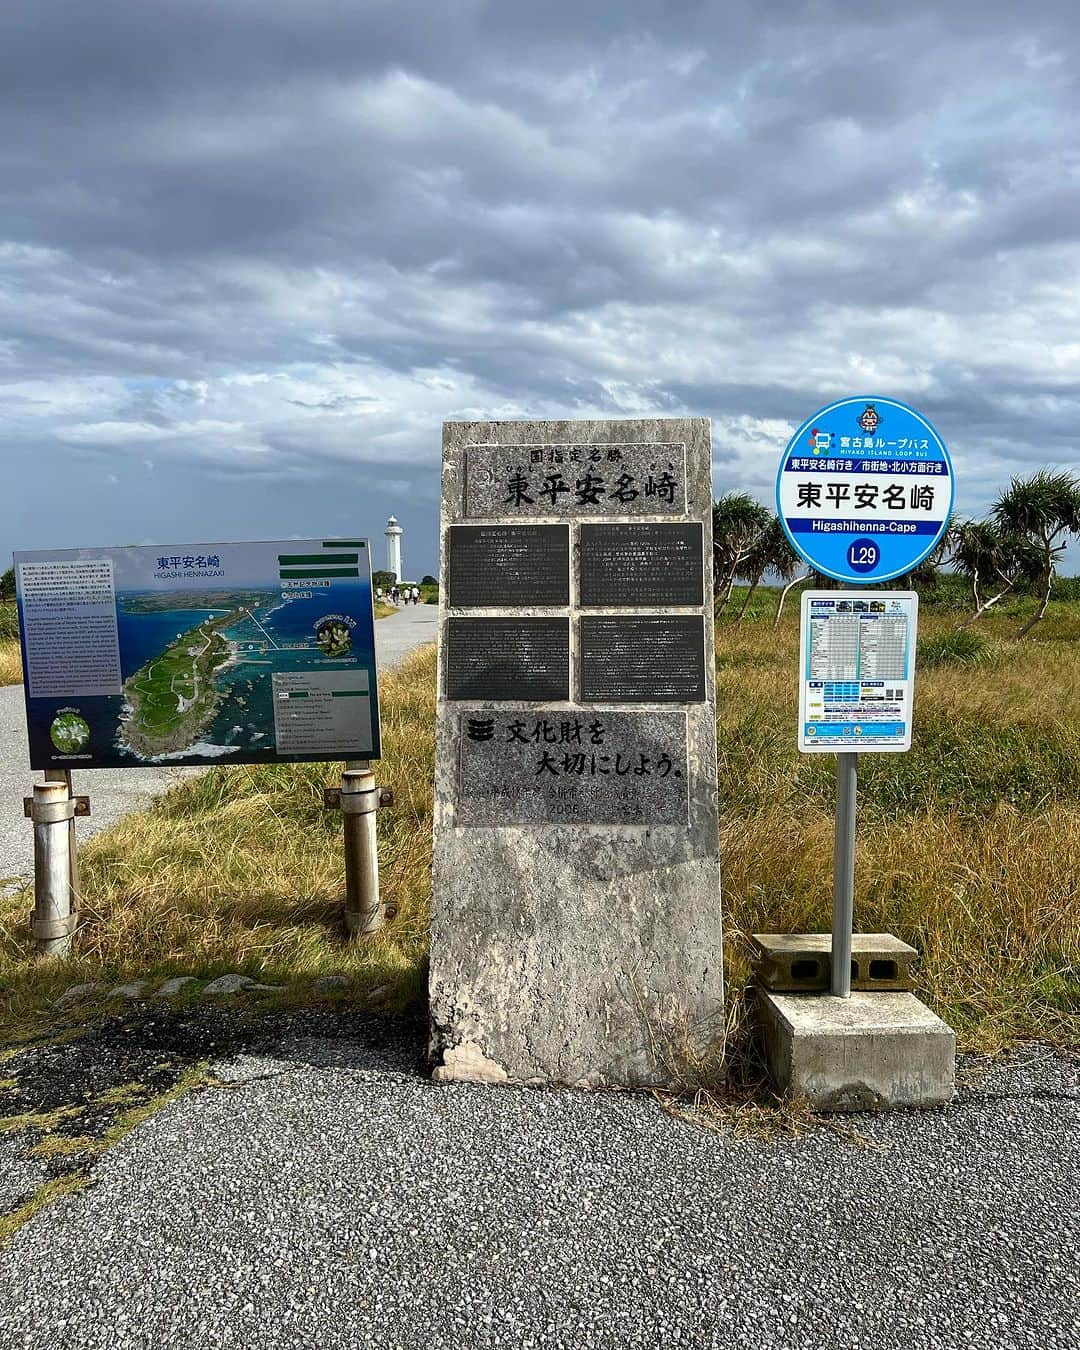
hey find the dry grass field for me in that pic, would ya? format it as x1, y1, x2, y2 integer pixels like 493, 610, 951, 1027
0, 642, 20, 687
715, 600, 1079, 1051
0, 604, 19, 686
1, 600, 1077, 1056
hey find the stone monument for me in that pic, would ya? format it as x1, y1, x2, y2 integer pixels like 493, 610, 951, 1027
429, 418, 722, 1086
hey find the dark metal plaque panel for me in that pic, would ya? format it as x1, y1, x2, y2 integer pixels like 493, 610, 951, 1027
447, 525, 569, 607
456, 709, 689, 826
446, 618, 569, 701
579, 616, 706, 703
579, 522, 704, 607
463, 443, 687, 518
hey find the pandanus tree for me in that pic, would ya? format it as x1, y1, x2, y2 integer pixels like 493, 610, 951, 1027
950, 519, 1042, 627
992, 471, 1080, 636
733, 516, 801, 622
712, 494, 772, 616
893, 523, 955, 594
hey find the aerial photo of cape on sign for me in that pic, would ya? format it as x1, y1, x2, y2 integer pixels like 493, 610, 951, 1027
13, 539, 380, 771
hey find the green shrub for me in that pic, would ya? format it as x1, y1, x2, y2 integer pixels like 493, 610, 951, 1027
0, 604, 19, 641
813, 715, 1080, 817
917, 628, 992, 669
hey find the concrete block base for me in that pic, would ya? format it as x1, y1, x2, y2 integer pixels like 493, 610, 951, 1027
751, 932, 918, 992
757, 989, 955, 1112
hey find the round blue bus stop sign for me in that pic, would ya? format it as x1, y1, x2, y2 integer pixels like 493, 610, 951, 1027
775, 397, 953, 583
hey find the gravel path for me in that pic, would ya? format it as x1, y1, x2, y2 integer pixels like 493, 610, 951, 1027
0, 1013, 1075, 1350
0, 604, 437, 894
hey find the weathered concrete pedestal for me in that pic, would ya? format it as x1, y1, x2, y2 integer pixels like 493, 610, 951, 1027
757, 989, 955, 1111
429, 418, 723, 1088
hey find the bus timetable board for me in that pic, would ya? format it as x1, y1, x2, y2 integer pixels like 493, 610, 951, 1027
13, 539, 380, 770
798, 591, 918, 753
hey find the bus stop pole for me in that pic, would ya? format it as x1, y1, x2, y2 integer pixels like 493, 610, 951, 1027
831, 752, 858, 997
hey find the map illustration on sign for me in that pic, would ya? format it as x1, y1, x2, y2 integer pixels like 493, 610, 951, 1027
776, 397, 953, 583
798, 590, 918, 752
14, 539, 380, 770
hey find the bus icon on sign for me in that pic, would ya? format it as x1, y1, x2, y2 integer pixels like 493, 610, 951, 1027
814, 432, 831, 450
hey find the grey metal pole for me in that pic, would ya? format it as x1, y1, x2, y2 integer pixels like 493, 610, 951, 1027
45, 769, 79, 908
30, 779, 77, 958
831, 751, 858, 997
341, 759, 383, 936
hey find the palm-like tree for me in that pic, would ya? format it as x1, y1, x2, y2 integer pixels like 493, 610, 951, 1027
950, 519, 1042, 627
893, 522, 955, 594
993, 471, 1080, 636
733, 517, 801, 622
712, 493, 771, 615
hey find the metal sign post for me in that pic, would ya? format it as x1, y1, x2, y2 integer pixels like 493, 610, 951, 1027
831, 752, 858, 997
777, 395, 947, 999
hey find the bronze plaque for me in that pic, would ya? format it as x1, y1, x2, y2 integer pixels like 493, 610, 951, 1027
447, 525, 569, 607
446, 618, 570, 701
579, 522, 704, 607
578, 616, 706, 702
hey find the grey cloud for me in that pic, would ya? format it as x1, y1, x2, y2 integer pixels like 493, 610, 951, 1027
2, 1, 1080, 577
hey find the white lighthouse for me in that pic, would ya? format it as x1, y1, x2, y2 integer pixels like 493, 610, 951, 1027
384, 515, 403, 582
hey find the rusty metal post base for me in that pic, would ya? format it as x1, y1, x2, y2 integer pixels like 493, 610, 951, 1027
324, 761, 394, 938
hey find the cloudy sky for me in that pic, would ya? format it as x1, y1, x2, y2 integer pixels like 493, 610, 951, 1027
2, 1, 1078, 577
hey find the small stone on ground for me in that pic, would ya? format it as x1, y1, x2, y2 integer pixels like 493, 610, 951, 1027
54, 983, 103, 1009
107, 981, 147, 1000
155, 977, 198, 997
201, 973, 280, 995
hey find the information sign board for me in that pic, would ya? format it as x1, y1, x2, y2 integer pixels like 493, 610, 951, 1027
798, 590, 918, 753
776, 397, 953, 583
14, 539, 380, 770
